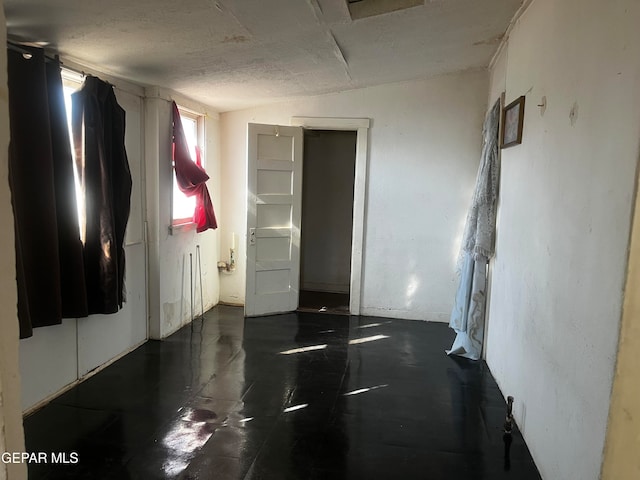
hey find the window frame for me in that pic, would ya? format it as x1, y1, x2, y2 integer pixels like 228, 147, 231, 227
171, 106, 205, 230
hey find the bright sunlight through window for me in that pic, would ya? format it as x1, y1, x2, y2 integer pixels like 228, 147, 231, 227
63, 78, 204, 230
173, 109, 201, 225
61, 69, 84, 241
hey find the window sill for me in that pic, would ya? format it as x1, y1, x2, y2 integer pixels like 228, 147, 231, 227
169, 222, 196, 235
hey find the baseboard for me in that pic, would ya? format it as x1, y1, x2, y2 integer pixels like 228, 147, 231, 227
218, 301, 244, 307
23, 338, 147, 416
358, 307, 450, 323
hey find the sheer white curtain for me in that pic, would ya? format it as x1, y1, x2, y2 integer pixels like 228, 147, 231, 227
447, 99, 501, 360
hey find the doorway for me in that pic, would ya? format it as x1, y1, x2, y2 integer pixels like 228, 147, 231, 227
298, 130, 357, 315
244, 118, 369, 317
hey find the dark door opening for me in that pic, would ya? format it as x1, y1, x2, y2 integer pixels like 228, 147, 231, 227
298, 129, 357, 315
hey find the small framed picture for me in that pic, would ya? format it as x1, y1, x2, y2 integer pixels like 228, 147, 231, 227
501, 96, 525, 148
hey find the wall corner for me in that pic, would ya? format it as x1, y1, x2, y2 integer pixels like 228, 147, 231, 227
0, 2, 28, 477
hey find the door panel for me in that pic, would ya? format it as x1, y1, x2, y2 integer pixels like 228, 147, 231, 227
257, 134, 294, 160
256, 237, 291, 262
257, 204, 292, 228
257, 170, 292, 194
246, 123, 303, 316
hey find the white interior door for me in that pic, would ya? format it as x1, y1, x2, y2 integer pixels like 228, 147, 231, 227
245, 123, 303, 316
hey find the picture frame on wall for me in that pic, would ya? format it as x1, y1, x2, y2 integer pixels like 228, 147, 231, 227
501, 95, 525, 149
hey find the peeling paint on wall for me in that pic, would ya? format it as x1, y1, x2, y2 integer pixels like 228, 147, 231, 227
222, 35, 249, 44
569, 101, 579, 126
163, 301, 179, 333
473, 34, 504, 46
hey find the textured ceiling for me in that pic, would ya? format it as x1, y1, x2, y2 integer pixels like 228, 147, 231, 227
5, 0, 522, 111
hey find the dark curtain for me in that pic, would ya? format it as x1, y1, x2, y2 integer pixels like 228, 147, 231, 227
172, 101, 217, 232
8, 47, 88, 339
72, 76, 132, 314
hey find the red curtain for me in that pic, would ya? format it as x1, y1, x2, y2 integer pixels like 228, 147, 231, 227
172, 101, 217, 232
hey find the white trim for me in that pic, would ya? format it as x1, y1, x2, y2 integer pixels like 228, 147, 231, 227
290, 117, 370, 315
60, 67, 85, 86
168, 222, 197, 235
291, 117, 370, 130
359, 307, 449, 323
177, 105, 204, 118
144, 86, 220, 119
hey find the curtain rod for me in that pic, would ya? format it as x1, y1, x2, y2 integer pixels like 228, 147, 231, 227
7, 41, 58, 62
7, 41, 89, 79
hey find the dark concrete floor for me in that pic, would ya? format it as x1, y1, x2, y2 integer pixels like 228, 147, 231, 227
298, 290, 350, 315
23, 305, 541, 479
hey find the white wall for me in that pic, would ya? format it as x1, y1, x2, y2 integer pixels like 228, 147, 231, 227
220, 70, 488, 320
0, 2, 27, 477
485, 0, 640, 478
145, 88, 221, 339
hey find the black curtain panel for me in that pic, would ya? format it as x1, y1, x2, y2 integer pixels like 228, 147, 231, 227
172, 101, 217, 232
8, 47, 61, 338
7, 47, 88, 338
72, 76, 132, 315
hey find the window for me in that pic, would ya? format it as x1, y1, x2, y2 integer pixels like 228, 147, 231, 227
61, 69, 84, 239
64, 85, 204, 229
173, 107, 204, 226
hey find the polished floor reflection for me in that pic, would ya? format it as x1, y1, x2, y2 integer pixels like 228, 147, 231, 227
24, 305, 541, 479
298, 290, 350, 315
